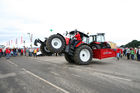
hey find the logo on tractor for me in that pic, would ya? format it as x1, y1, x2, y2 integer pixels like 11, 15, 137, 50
103, 52, 112, 55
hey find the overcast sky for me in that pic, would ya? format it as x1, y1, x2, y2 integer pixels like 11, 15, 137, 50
0, 0, 140, 47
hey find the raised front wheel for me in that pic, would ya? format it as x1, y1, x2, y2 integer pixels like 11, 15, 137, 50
46, 34, 66, 53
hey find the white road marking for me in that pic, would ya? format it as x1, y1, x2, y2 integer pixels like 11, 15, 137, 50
71, 74, 81, 78
0, 73, 16, 79
23, 68, 69, 93
93, 72, 132, 82
7, 60, 18, 67
50, 71, 60, 76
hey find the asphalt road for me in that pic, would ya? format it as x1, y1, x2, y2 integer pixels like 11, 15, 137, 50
0, 56, 140, 93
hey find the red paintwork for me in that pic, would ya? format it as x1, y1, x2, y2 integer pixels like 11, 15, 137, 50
65, 37, 70, 45
75, 41, 84, 47
93, 49, 116, 59
93, 42, 101, 44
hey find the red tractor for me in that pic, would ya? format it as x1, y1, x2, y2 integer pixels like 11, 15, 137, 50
46, 30, 116, 65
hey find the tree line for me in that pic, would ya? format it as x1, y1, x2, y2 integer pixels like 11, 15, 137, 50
120, 40, 140, 48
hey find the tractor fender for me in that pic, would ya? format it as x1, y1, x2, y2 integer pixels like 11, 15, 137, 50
57, 33, 66, 45
56, 33, 67, 47
57, 33, 66, 43
76, 43, 90, 48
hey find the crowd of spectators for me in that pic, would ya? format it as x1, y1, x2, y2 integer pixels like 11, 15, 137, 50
0, 47, 39, 59
118, 46, 140, 61
1, 46, 140, 62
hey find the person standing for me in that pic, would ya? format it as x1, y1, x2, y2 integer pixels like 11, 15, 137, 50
34, 49, 37, 57
116, 48, 121, 60
5, 48, 10, 59
24, 48, 26, 56
0, 48, 2, 58
18, 48, 21, 56
13, 48, 16, 56
21, 49, 23, 56
137, 46, 140, 61
126, 48, 130, 60
130, 48, 135, 60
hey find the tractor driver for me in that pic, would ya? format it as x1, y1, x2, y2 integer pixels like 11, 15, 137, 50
73, 32, 82, 47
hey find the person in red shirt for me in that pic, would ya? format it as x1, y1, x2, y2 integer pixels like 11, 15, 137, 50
21, 49, 23, 56
0, 48, 2, 58
5, 48, 10, 59
74, 32, 82, 41
73, 32, 82, 47
116, 48, 121, 60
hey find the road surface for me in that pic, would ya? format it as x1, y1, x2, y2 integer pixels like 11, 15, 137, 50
0, 56, 140, 93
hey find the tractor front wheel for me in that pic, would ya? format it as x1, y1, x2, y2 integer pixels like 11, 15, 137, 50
74, 45, 93, 65
46, 34, 66, 53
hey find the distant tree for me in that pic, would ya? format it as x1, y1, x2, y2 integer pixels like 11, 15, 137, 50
121, 40, 140, 48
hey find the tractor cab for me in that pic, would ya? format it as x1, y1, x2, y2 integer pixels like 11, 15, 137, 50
89, 33, 105, 43
89, 33, 111, 49
69, 30, 89, 44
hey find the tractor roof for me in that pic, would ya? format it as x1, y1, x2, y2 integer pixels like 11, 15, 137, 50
69, 30, 89, 38
90, 33, 105, 37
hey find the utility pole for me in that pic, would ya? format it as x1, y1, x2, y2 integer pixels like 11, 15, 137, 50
27, 33, 33, 48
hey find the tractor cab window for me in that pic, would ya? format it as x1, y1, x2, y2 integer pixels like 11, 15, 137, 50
67, 34, 75, 39
96, 35, 105, 42
89, 36, 93, 43
82, 36, 88, 43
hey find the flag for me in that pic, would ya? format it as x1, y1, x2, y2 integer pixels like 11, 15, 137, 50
21, 36, 23, 44
30, 34, 33, 42
15, 38, 18, 44
11, 40, 13, 45
9, 41, 10, 46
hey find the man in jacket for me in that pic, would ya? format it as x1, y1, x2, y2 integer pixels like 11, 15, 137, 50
74, 32, 82, 47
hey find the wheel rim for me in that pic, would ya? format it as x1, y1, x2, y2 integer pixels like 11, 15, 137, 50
44, 46, 50, 52
80, 49, 90, 62
51, 38, 62, 49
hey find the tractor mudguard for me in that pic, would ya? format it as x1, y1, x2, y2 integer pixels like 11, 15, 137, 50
76, 43, 89, 48
57, 33, 66, 43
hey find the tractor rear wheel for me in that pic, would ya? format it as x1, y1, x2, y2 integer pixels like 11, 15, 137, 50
46, 34, 66, 53
91, 45, 101, 49
64, 53, 75, 63
74, 45, 93, 65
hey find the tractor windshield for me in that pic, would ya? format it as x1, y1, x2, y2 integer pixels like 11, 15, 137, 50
96, 35, 105, 42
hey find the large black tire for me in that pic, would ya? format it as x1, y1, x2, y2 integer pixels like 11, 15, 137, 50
40, 45, 52, 56
46, 34, 66, 53
64, 53, 75, 63
74, 45, 93, 65
106, 43, 111, 48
